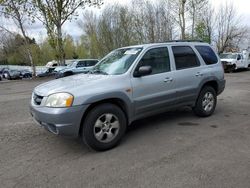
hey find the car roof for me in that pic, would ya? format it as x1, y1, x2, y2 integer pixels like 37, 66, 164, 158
118, 41, 210, 50
74, 59, 99, 61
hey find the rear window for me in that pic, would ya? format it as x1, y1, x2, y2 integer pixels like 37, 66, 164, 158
195, 46, 218, 65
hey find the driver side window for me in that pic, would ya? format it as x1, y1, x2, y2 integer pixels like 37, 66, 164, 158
77, 61, 86, 67
135, 47, 170, 75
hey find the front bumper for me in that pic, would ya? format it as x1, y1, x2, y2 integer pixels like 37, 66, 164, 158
30, 104, 89, 137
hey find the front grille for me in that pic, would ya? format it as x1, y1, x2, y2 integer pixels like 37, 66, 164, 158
33, 93, 44, 105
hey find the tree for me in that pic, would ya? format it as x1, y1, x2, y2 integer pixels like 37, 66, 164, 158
33, 0, 103, 65
195, 22, 210, 43
188, 0, 208, 39
169, 0, 187, 39
215, 2, 247, 53
0, 0, 36, 76
64, 34, 76, 59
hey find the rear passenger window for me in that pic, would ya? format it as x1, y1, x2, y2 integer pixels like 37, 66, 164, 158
172, 46, 200, 70
136, 47, 170, 75
195, 46, 218, 65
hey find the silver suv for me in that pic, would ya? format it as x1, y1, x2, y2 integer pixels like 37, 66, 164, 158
55, 59, 99, 78
30, 41, 225, 151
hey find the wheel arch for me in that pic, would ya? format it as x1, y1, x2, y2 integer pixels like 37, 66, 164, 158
79, 96, 132, 136
201, 80, 219, 94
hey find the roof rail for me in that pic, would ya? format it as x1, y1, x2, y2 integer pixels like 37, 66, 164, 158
165, 40, 204, 43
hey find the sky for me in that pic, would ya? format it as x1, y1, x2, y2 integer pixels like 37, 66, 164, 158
1, 0, 250, 43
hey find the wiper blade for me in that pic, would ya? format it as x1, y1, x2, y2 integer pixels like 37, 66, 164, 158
90, 69, 109, 75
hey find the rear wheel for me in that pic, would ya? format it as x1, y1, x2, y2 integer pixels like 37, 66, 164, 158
82, 104, 127, 151
193, 86, 217, 117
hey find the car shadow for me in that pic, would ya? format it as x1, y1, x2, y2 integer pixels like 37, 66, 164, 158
127, 107, 195, 133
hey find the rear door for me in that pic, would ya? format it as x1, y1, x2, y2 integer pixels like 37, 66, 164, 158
131, 47, 177, 116
170, 45, 204, 103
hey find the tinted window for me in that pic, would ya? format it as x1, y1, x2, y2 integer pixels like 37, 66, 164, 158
86, 60, 98, 67
172, 46, 200, 70
136, 47, 170, 75
195, 46, 218, 65
77, 61, 86, 67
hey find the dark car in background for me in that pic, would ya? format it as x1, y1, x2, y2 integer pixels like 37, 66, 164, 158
2, 69, 21, 80
0, 68, 4, 80
20, 70, 32, 79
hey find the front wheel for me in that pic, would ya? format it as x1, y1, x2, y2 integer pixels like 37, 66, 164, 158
82, 104, 127, 151
63, 72, 73, 77
193, 86, 217, 117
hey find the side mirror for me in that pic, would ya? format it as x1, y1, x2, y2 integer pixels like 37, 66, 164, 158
134, 66, 152, 77
237, 57, 241, 60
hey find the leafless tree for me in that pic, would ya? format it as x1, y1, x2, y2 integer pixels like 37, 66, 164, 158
169, 0, 187, 39
215, 2, 247, 53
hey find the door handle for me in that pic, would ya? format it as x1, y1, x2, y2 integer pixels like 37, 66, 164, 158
164, 77, 173, 83
195, 72, 203, 77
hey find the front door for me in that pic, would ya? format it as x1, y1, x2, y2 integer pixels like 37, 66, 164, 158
131, 47, 177, 117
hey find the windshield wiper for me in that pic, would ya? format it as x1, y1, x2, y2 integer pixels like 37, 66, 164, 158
89, 69, 109, 75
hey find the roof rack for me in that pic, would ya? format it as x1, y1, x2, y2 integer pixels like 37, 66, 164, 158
165, 40, 204, 43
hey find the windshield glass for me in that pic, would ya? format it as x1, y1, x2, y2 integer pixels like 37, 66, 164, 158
220, 54, 237, 59
93, 47, 142, 75
67, 62, 75, 67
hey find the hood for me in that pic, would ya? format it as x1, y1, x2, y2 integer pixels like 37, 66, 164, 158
58, 67, 73, 73
34, 73, 112, 96
220, 58, 235, 62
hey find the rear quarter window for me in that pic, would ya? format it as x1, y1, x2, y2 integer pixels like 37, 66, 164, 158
195, 46, 218, 65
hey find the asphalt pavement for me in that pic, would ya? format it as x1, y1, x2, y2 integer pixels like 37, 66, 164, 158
0, 71, 250, 188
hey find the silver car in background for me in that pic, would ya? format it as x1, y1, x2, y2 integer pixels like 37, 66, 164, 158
55, 59, 99, 78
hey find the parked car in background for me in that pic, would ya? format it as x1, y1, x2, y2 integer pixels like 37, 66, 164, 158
55, 59, 99, 78
46, 60, 58, 68
19, 70, 32, 79
30, 41, 225, 151
53, 59, 76, 73
220, 50, 250, 72
0, 68, 5, 80
2, 69, 21, 80
37, 67, 56, 77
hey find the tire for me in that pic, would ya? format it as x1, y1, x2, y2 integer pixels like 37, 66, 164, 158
229, 64, 236, 73
4, 73, 10, 80
82, 103, 127, 151
193, 86, 217, 117
63, 72, 73, 77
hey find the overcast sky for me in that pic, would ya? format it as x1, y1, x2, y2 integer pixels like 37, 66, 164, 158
2, 0, 250, 43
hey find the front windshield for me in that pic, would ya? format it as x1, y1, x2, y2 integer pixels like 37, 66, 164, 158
220, 54, 237, 59
67, 61, 76, 67
93, 47, 142, 75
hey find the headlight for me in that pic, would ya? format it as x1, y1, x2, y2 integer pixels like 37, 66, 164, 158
45, 93, 74, 107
